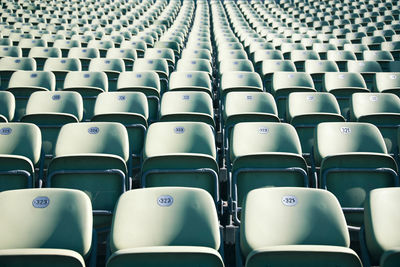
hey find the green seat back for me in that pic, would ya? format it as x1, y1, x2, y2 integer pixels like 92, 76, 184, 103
0, 91, 15, 122
374, 72, 400, 95
219, 59, 254, 74
220, 71, 263, 96
364, 188, 400, 265
169, 71, 211, 95
0, 188, 92, 260
160, 91, 214, 126
241, 187, 351, 257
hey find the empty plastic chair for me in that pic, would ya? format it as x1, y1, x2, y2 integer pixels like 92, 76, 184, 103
144, 48, 175, 73
47, 122, 129, 228
220, 71, 263, 101
312, 122, 398, 227
0, 46, 21, 58
20, 91, 83, 168
63, 71, 107, 120
168, 71, 212, 97
68, 47, 100, 71
0, 188, 95, 267
106, 48, 136, 71
160, 91, 214, 127
53, 39, 80, 57
290, 50, 320, 72
43, 58, 82, 90
142, 121, 219, 204
271, 72, 316, 120
176, 59, 213, 77
346, 61, 383, 90
107, 187, 224, 267
229, 123, 308, 224
374, 72, 400, 97
88, 58, 125, 92
133, 58, 169, 94
18, 38, 46, 57
350, 92, 400, 154
87, 39, 114, 58
8, 71, 55, 121
362, 188, 400, 267
28, 47, 61, 70
327, 50, 357, 72
323, 72, 369, 118
219, 59, 254, 75
239, 187, 362, 267
91, 92, 148, 177
260, 60, 296, 91
0, 57, 36, 90
117, 71, 160, 122
287, 92, 345, 162
304, 60, 339, 91
0, 91, 15, 122
0, 123, 41, 191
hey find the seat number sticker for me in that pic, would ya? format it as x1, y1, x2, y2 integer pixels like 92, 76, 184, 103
174, 127, 185, 134
32, 196, 50, 208
340, 127, 351, 134
282, 195, 297, 206
0, 128, 12, 135
259, 127, 269, 134
157, 195, 173, 207
88, 127, 100, 134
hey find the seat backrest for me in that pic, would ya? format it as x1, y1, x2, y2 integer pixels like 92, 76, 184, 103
287, 92, 342, 122
0, 91, 15, 122
117, 71, 160, 93
240, 187, 350, 258
28, 47, 61, 58
304, 60, 339, 74
313, 122, 388, 166
347, 60, 382, 73
324, 72, 367, 92
364, 187, 400, 263
94, 92, 148, 120
230, 122, 302, 162
221, 71, 263, 92
374, 72, 400, 92
63, 71, 108, 91
110, 187, 220, 252
0, 57, 36, 71
143, 121, 216, 159
169, 71, 211, 92
327, 50, 357, 61
0, 46, 22, 57
261, 60, 296, 75
8, 71, 55, 91
272, 72, 314, 90
68, 47, 100, 59
0, 122, 41, 165
223, 92, 278, 121
106, 48, 137, 60
219, 59, 254, 74
290, 50, 320, 61
43, 58, 81, 72
55, 122, 129, 162
88, 58, 125, 73
25, 91, 83, 121
0, 188, 92, 258
350, 92, 400, 120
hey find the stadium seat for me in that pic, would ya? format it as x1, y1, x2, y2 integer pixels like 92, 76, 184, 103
0, 57, 36, 91
260, 60, 296, 91
142, 121, 220, 204
47, 122, 129, 228
323, 72, 369, 118
20, 91, 83, 168
88, 58, 125, 92
7, 71, 55, 121
106, 48, 137, 71
362, 187, 400, 267
107, 187, 224, 267
312, 122, 398, 227
168, 71, 212, 97
350, 92, 400, 155
304, 60, 339, 91
133, 58, 169, 94
63, 71, 108, 121
290, 50, 320, 72
229, 123, 308, 224
43, 58, 82, 90
0, 91, 15, 122
0, 46, 22, 58
239, 187, 362, 267
0, 188, 95, 267
346, 60, 383, 90
373, 72, 400, 97
326, 50, 357, 72
28, 47, 61, 71
117, 71, 160, 123
91, 92, 148, 178
271, 72, 316, 120
160, 91, 214, 127
219, 71, 263, 102
287, 92, 345, 162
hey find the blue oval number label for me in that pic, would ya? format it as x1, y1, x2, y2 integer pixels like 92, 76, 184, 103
174, 127, 185, 134
157, 195, 173, 207
282, 195, 297, 207
32, 196, 50, 208
0, 128, 12, 135
88, 127, 99, 134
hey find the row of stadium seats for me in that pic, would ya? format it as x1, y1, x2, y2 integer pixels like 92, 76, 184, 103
1, 186, 400, 267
